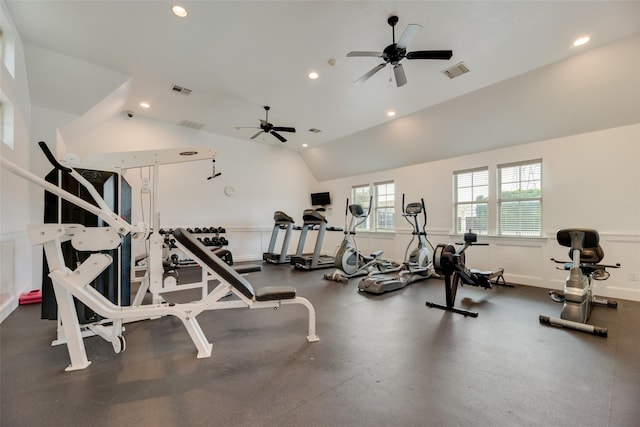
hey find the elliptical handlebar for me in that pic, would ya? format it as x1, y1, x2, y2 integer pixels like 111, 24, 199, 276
421, 198, 427, 235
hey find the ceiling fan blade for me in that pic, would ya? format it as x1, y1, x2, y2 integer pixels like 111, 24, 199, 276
353, 63, 387, 86
270, 131, 287, 143
406, 50, 453, 60
235, 126, 258, 130
347, 51, 384, 58
396, 24, 422, 49
250, 131, 263, 140
272, 127, 296, 133
393, 63, 407, 87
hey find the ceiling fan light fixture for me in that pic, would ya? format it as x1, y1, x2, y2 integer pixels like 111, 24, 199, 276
347, 15, 453, 87
171, 5, 188, 18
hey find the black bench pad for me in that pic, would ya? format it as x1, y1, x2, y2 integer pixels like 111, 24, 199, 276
255, 286, 296, 301
172, 228, 256, 299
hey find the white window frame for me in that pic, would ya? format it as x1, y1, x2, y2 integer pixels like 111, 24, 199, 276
453, 167, 489, 235
497, 159, 543, 237
0, 92, 13, 149
351, 181, 395, 232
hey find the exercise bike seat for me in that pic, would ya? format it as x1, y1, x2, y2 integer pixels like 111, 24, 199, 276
567, 245, 605, 264
557, 228, 599, 250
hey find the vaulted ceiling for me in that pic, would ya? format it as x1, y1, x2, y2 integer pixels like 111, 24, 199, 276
5, 1, 640, 180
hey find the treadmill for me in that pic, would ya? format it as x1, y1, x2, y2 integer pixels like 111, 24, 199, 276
263, 211, 296, 265
290, 209, 341, 271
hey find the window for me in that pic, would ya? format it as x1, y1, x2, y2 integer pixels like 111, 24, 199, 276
374, 181, 395, 231
0, 93, 13, 148
498, 160, 542, 236
351, 181, 395, 232
454, 168, 489, 235
351, 184, 371, 230
0, 12, 16, 77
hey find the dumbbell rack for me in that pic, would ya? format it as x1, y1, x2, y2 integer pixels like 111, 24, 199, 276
160, 227, 228, 267
133, 227, 232, 303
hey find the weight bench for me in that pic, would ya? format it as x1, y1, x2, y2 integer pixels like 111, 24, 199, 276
34, 224, 319, 372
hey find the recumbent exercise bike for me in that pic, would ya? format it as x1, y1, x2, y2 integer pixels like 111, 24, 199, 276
539, 228, 620, 337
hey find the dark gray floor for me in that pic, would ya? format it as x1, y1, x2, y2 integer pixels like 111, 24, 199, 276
2, 264, 639, 426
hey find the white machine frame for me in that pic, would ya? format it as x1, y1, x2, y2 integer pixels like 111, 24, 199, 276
1, 145, 319, 371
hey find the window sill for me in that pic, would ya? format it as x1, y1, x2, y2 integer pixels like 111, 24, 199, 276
357, 230, 396, 239
448, 233, 549, 247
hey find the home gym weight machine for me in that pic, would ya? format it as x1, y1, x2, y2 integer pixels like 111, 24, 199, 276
425, 230, 509, 317
324, 197, 397, 283
539, 228, 620, 337
358, 195, 433, 294
1, 142, 319, 371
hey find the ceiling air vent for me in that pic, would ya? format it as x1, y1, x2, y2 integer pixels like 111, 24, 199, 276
178, 120, 205, 130
308, 128, 322, 133
170, 84, 192, 95
441, 62, 470, 80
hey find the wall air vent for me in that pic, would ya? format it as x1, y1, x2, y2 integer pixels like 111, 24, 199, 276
308, 128, 322, 133
170, 84, 192, 95
178, 120, 205, 130
441, 62, 470, 79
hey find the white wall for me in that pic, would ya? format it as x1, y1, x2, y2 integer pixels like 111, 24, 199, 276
315, 124, 640, 302
57, 113, 318, 262
0, 0, 32, 321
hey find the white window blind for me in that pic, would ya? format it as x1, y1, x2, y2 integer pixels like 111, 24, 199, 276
351, 181, 395, 232
351, 184, 371, 230
374, 181, 395, 231
498, 160, 542, 236
454, 168, 489, 234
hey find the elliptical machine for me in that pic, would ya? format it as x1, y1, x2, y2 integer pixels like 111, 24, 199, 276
539, 228, 620, 337
324, 197, 395, 283
358, 195, 433, 294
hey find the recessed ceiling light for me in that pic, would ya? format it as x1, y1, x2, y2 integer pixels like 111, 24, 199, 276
573, 36, 590, 47
140, 102, 150, 108
302, 143, 309, 148
387, 110, 396, 117
171, 5, 188, 18
308, 72, 319, 80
